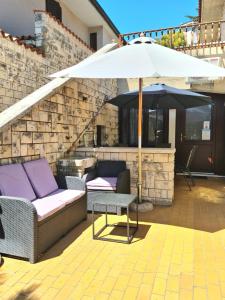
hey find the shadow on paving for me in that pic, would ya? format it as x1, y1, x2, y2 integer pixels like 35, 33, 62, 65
99, 223, 151, 242
40, 213, 101, 262
8, 284, 40, 300
130, 177, 225, 233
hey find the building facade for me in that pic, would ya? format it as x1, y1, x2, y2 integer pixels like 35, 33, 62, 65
0, 0, 119, 50
0, 2, 119, 171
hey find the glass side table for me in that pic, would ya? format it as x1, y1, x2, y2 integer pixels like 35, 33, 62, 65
90, 193, 138, 244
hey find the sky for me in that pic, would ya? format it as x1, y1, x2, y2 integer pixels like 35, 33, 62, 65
98, 0, 198, 33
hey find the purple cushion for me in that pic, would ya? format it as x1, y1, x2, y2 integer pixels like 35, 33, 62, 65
87, 177, 117, 191
0, 163, 36, 201
23, 158, 58, 198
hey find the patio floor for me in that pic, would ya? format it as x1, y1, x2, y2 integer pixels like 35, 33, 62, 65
0, 177, 225, 300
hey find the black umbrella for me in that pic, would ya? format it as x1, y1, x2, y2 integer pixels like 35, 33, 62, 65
108, 83, 212, 109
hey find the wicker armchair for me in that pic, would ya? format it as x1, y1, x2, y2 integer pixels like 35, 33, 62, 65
83, 160, 130, 214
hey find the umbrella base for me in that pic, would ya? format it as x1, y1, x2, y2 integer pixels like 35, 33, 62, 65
130, 200, 154, 212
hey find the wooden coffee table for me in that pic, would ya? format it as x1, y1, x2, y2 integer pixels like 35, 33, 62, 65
90, 192, 138, 244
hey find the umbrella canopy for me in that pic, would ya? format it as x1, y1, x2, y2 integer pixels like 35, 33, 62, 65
51, 42, 225, 79
108, 83, 212, 109
50, 38, 225, 204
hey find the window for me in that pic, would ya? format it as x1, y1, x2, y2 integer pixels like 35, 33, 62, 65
185, 104, 212, 141
96, 125, 106, 146
46, 0, 62, 22
119, 107, 166, 147
90, 32, 97, 51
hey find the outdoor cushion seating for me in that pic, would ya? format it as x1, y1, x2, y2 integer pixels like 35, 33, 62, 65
84, 160, 130, 193
83, 160, 130, 214
0, 158, 87, 263
87, 177, 117, 191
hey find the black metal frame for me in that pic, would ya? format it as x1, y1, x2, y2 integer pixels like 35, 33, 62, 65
92, 202, 138, 244
176, 145, 198, 191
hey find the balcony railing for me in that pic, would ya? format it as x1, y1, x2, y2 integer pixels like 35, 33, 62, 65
119, 20, 225, 50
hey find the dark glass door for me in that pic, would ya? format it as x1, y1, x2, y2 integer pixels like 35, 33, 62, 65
176, 104, 214, 173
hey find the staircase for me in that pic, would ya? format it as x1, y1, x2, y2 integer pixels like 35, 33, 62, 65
66, 101, 106, 156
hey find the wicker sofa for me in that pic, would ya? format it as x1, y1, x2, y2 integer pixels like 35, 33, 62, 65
0, 158, 87, 263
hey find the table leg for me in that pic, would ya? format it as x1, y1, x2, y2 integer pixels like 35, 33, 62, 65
127, 206, 130, 243
92, 203, 95, 238
105, 204, 108, 226
136, 198, 139, 228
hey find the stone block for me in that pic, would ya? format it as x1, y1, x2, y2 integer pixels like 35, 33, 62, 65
155, 189, 168, 199
12, 120, 26, 132
27, 144, 35, 155
1, 145, 12, 158
110, 152, 119, 160
155, 172, 169, 181
118, 152, 127, 161
168, 154, 175, 162
127, 152, 138, 162
148, 189, 156, 198
21, 132, 32, 144
163, 163, 174, 172
12, 133, 20, 157
144, 172, 155, 188
96, 152, 104, 160
155, 180, 169, 190
34, 144, 46, 156
21, 144, 28, 156
2, 128, 12, 144
153, 153, 168, 163
39, 111, 49, 122
63, 87, 74, 98
143, 154, 154, 162
168, 172, 174, 180
33, 133, 44, 144
55, 94, 64, 104
27, 121, 38, 132
103, 152, 110, 160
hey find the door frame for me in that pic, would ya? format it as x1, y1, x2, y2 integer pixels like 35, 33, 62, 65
175, 92, 225, 175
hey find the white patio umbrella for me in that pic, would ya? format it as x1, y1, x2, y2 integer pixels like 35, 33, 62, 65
51, 38, 225, 203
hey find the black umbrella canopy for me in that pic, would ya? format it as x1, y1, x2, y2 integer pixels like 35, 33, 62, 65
108, 83, 212, 109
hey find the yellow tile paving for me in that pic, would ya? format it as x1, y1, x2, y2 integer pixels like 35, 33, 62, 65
0, 177, 225, 299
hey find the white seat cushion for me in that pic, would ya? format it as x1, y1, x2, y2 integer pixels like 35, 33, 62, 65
33, 197, 66, 221
33, 189, 86, 221
87, 177, 117, 191
48, 189, 86, 205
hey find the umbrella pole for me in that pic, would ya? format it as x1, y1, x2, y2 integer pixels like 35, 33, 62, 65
138, 78, 143, 203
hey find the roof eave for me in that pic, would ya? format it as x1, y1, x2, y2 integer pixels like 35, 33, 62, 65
89, 0, 120, 36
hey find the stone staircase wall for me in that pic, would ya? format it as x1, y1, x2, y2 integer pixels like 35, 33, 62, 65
0, 11, 118, 170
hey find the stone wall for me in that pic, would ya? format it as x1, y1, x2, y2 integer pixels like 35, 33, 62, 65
76, 147, 175, 205
0, 80, 118, 172
0, 35, 48, 112
0, 11, 118, 170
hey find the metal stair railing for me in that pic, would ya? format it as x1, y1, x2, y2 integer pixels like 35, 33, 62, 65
66, 101, 106, 155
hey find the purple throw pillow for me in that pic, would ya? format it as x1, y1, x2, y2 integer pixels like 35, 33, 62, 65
23, 158, 58, 198
0, 163, 36, 201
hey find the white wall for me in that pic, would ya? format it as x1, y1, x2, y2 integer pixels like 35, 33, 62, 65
0, 0, 45, 36
61, 3, 89, 44
169, 109, 176, 148
103, 27, 115, 45
0, 0, 115, 48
